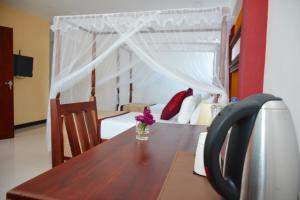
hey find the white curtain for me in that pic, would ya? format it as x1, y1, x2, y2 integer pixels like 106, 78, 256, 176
47, 7, 232, 149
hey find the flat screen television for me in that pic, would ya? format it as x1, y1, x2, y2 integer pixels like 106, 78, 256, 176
13, 54, 33, 77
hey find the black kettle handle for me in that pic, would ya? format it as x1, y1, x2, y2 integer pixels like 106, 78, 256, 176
204, 94, 281, 200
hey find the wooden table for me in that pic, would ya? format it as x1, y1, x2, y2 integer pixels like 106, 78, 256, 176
7, 123, 206, 200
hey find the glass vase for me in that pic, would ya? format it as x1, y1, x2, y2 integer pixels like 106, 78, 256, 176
136, 122, 149, 141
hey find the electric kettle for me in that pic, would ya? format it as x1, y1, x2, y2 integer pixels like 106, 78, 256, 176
204, 94, 300, 200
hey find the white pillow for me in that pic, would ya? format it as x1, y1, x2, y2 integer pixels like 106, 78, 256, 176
177, 96, 197, 124
190, 102, 202, 125
196, 103, 214, 126
190, 95, 202, 124
194, 94, 202, 105
203, 95, 215, 103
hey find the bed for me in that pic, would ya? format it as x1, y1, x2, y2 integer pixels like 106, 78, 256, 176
99, 104, 179, 140
58, 71, 217, 157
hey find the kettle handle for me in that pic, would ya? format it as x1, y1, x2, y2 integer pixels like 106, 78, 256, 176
204, 94, 281, 200
204, 100, 262, 200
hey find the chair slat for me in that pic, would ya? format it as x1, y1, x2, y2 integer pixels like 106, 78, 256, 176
84, 110, 99, 147
64, 114, 81, 156
74, 111, 90, 152
90, 109, 98, 135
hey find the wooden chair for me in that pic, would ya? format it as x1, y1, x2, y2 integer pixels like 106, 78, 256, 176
51, 70, 101, 167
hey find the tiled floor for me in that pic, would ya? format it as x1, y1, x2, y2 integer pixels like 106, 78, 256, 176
0, 125, 51, 200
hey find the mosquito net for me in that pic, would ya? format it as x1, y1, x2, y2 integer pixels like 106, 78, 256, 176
47, 7, 232, 148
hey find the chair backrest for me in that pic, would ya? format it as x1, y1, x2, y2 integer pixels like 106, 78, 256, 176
51, 93, 100, 167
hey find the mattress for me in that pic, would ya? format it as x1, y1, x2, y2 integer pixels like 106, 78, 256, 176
100, 104, 178, 139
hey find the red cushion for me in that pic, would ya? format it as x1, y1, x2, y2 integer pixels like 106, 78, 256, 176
160, 88, 193, 120
187, 88, 193, 96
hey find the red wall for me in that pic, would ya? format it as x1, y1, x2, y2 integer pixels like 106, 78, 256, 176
238, 0, 268, 99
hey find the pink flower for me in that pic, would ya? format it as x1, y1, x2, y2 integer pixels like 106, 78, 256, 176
135, 108, 156, 125
143, 108, 151, 115
135, 115, 144, 122
144, 116, 155, 125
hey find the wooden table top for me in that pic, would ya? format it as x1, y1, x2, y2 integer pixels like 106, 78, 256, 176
7, 123, 206, 200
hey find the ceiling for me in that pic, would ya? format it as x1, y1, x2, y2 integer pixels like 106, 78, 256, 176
0, 0, 237, 21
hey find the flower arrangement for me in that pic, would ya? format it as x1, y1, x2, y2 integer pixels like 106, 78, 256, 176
135, 108, 155, 125
135, 108, 155, 140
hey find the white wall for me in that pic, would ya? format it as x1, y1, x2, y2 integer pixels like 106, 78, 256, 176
264, 0, 300, 146
231, 0, 242, 20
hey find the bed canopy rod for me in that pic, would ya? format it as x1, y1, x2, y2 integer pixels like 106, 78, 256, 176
119, 44, 219, 55
55, 7, 229, 20
63, 20, 222, 35
126, 42, 220, 45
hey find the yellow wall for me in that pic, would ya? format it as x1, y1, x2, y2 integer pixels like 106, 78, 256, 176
234, 10, 243, 34
230, 70, 239, 98
0, 3, 49, 125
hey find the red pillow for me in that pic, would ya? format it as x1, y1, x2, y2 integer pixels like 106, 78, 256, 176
160, 88, 193, 120
186, 88, 193, 96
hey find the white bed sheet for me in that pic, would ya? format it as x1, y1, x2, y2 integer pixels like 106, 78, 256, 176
101, 104, 178, 139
